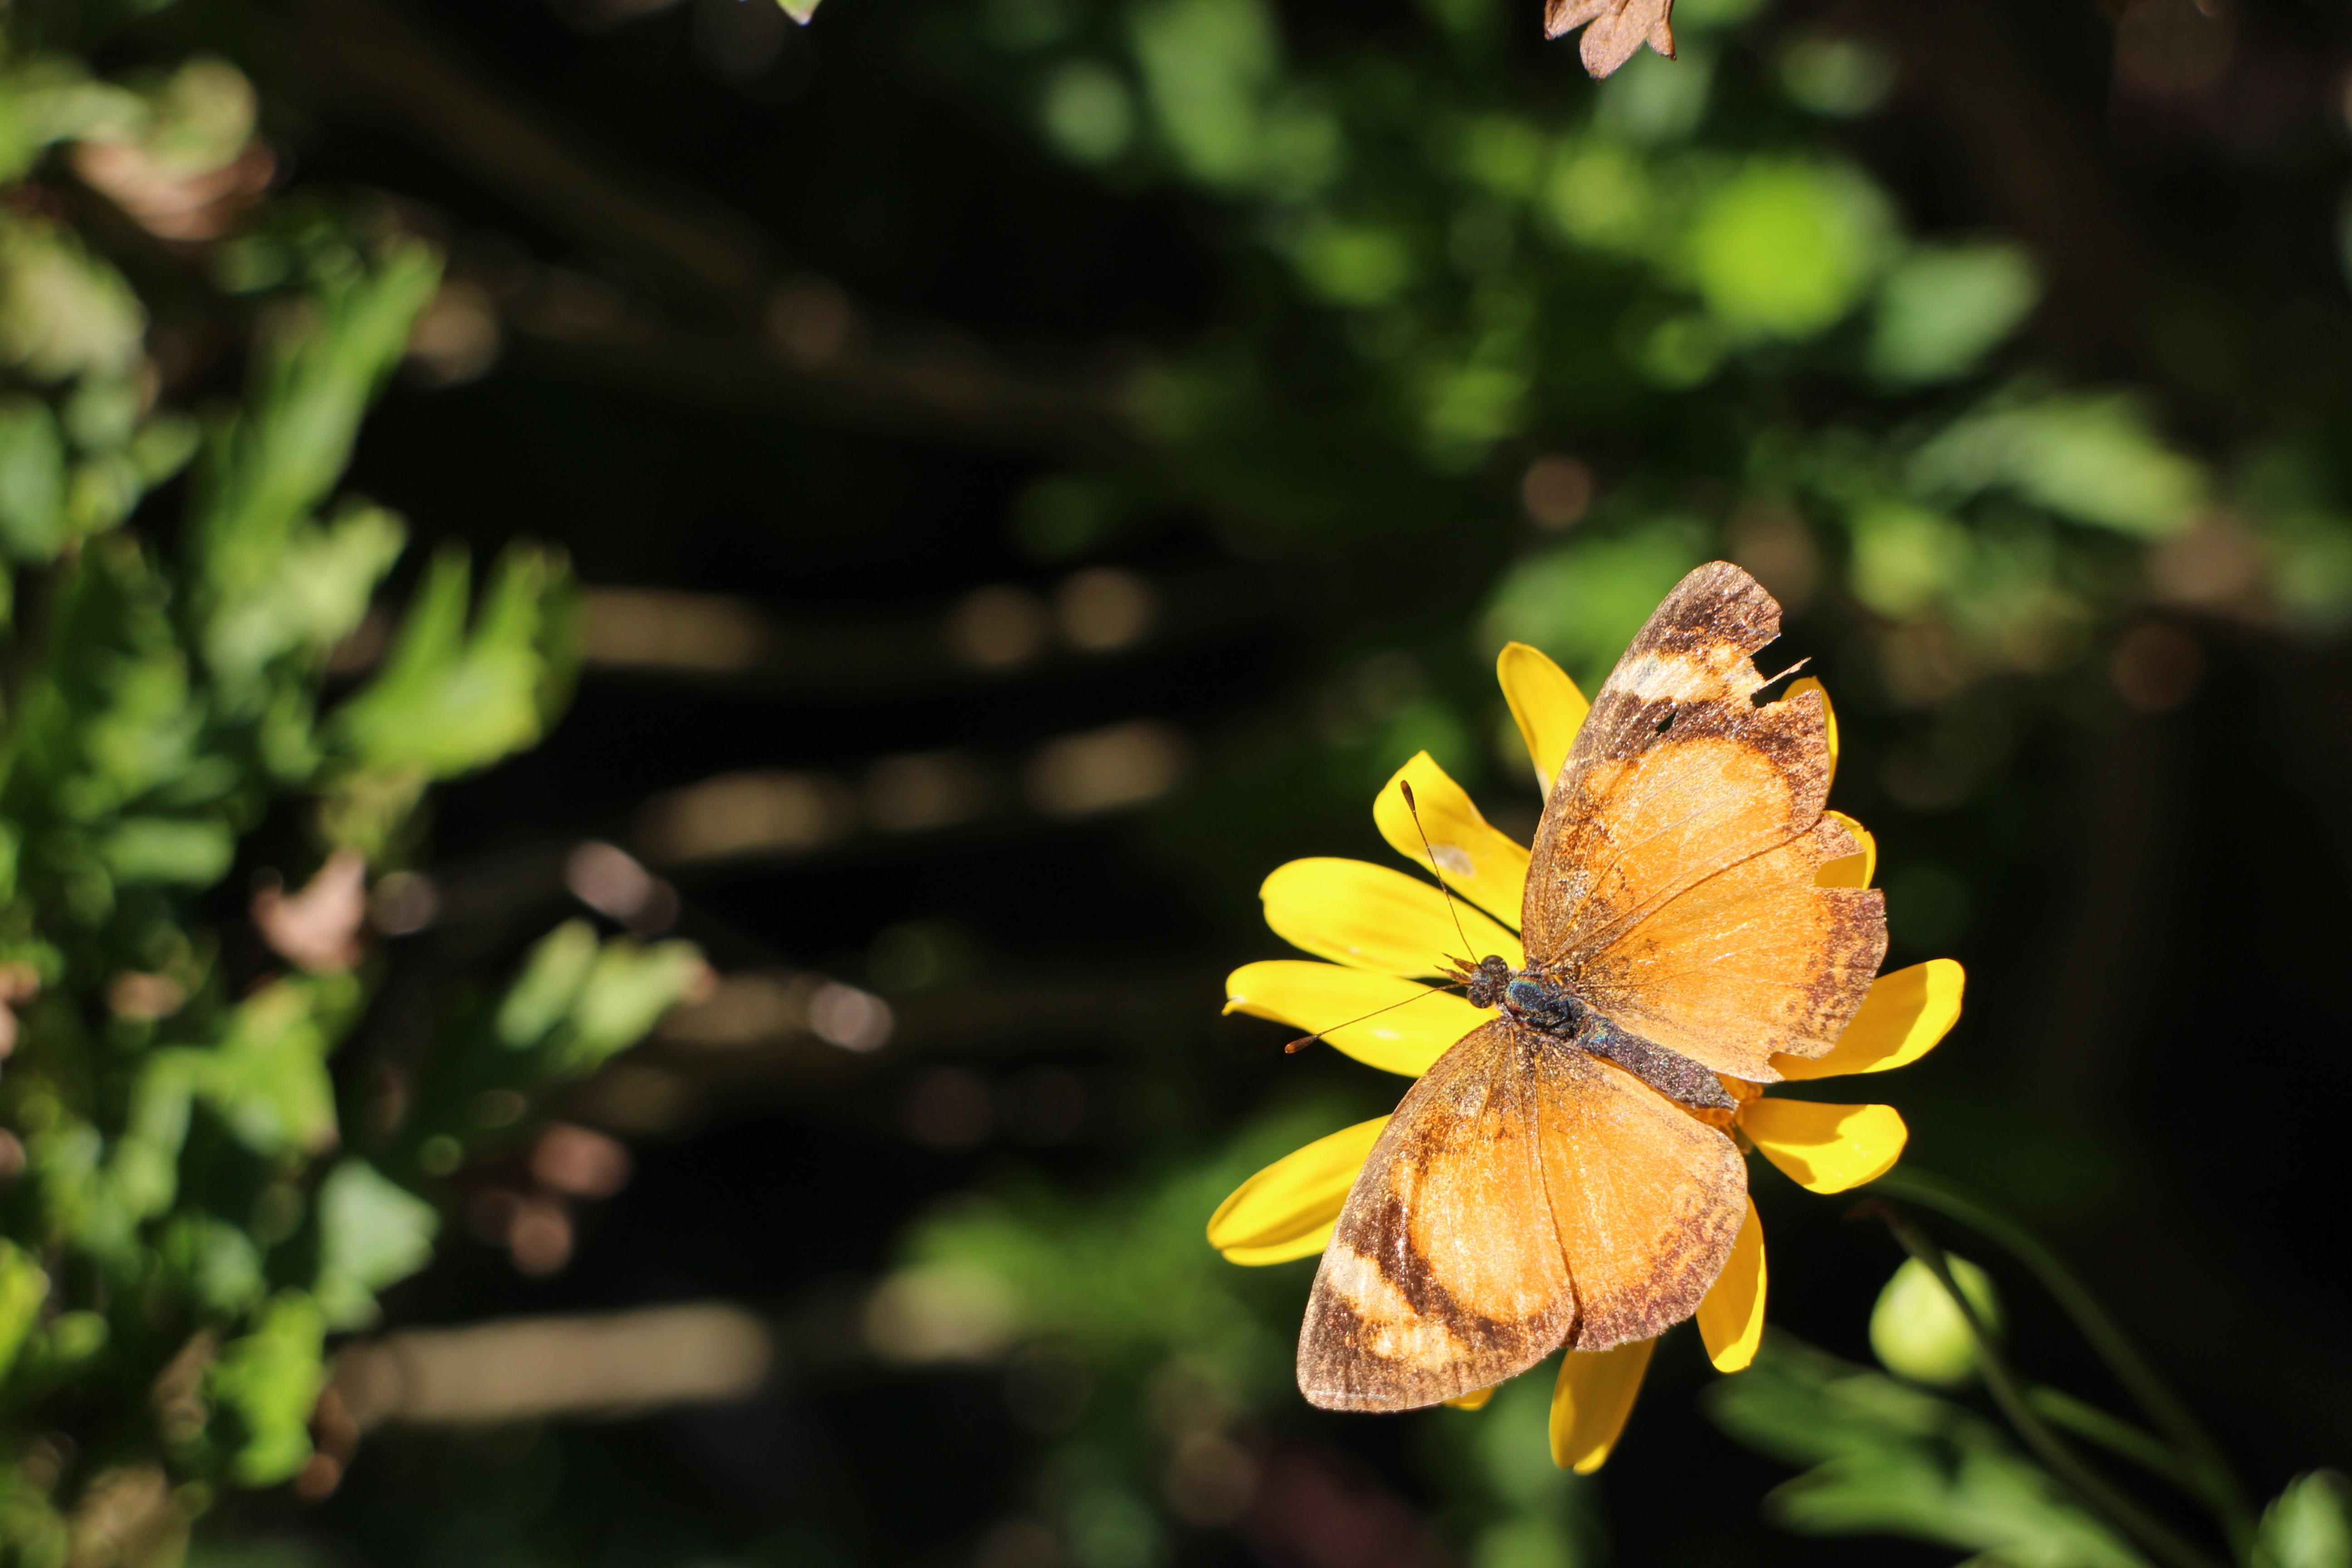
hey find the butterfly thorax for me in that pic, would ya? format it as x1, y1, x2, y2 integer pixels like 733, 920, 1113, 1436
1453, 953, 1735, 1113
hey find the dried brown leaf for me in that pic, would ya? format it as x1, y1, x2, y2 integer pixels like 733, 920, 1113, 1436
1544, 0, 1676, 78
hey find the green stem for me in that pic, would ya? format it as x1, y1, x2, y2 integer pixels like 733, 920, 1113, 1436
1869, 1167, 2256, 1557
2028, 1385, 2194, 1491
1865, 1202, 2228, 1568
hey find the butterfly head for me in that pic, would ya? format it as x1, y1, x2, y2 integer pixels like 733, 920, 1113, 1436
1449, 955, 1587, 1034
1452, 953, 1515, 1009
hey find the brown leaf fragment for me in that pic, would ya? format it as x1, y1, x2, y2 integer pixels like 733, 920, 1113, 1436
1544, 0, 1675, 78
254, 848, 371, 974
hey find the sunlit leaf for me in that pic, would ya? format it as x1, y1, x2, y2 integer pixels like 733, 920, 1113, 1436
1911, 392, 2206, 538
1869, 244, 2041, 385
314, 1159, 441, 1330
205, 1292, 328, 1487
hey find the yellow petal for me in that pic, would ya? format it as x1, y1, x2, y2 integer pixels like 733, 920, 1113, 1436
1497, 642, 1590, 798
1260, 858, 1522, 978
1695, 1198, 1766, 1373
1225, 960, 1486, 1078
1372, 754, 1531, 931
1743, 1099, 1908, 1194
1445, 1385, 1496, 1411
1817, 810, 1877, 889
1784, 676, 1838, 788
1773, 959, 1963, 1080
1550, 1337, 1655, 1474
1206, 1117, 1387, 1264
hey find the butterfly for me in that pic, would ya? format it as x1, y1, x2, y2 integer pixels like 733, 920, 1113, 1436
1297, 562, 1887, 1411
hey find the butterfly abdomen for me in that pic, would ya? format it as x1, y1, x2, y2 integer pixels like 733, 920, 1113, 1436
1576, 1014, 1739, 1112
1490, 971, 1735, 1112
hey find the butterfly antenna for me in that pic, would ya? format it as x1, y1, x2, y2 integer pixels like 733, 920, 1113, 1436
1399, 780, 1478, 962
1283, 980, 1468, 1053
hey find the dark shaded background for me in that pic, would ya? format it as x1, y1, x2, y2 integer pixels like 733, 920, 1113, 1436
82, 0, 2352, 1559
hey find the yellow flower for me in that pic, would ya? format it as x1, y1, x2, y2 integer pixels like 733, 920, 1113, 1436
1205, 643, 1965, 1471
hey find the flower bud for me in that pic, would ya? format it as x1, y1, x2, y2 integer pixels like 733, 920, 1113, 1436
1869, 1254, 2001, 1387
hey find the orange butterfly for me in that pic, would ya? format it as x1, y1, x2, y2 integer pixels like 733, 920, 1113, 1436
1294, 562, 1886, 1411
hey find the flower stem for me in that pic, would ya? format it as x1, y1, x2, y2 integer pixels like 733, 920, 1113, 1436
1869, 1166, 2256, 1557
1857, 1200, 2230, 1568
2028, 1385, 2195, 1492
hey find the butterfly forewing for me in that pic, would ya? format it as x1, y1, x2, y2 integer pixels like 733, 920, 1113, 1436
1522, 563, 1887, 1080
1298, 1021, 1573, 1411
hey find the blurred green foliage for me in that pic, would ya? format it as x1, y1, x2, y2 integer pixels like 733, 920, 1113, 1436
1708, 1333, 2151, 1568
873, 1098, 1603, 1568
970, 0, 2352, 699
901, 0, 2352, 1557
3, 0, 2349, 1558
0, 32, 703, 1564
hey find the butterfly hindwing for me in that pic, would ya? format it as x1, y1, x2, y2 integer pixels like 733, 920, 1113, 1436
1536, 1040, 1748, 1351
1521, 563, 1887, 1080
1296, 1019, 1749, 1408
1298, 1020, 1574, 1411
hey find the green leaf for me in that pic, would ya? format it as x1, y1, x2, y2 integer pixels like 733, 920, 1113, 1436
6, 534, 206, 827
1847, 503, 1974, 619
1911, 391, 2208, 537
330, 544, 579, 782
107, 1050, 201, 1221
313, 1159, 440, 1330
495, 919, 602, 1050
159, 1215, 266, 1315
205, 1292, 328, 1487
0, 58, 152, 171
492, 919, 706, 1077
1131, 0, 1279, 190
125, 58, 259, 181
552, 936, 709, 1076
1870, 243, 2041, 385
0, 1240, 50, 1382
24, 1311, 109, 1381
0, 212, 147, 385
1481, 523, 1709, 688
98, 815, 235, 886
189, 240, 440, 612
189, 976, 358, 1156
202, 500, 406, 683
0, 397, 68, 561
1680, 161, 1894, 341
